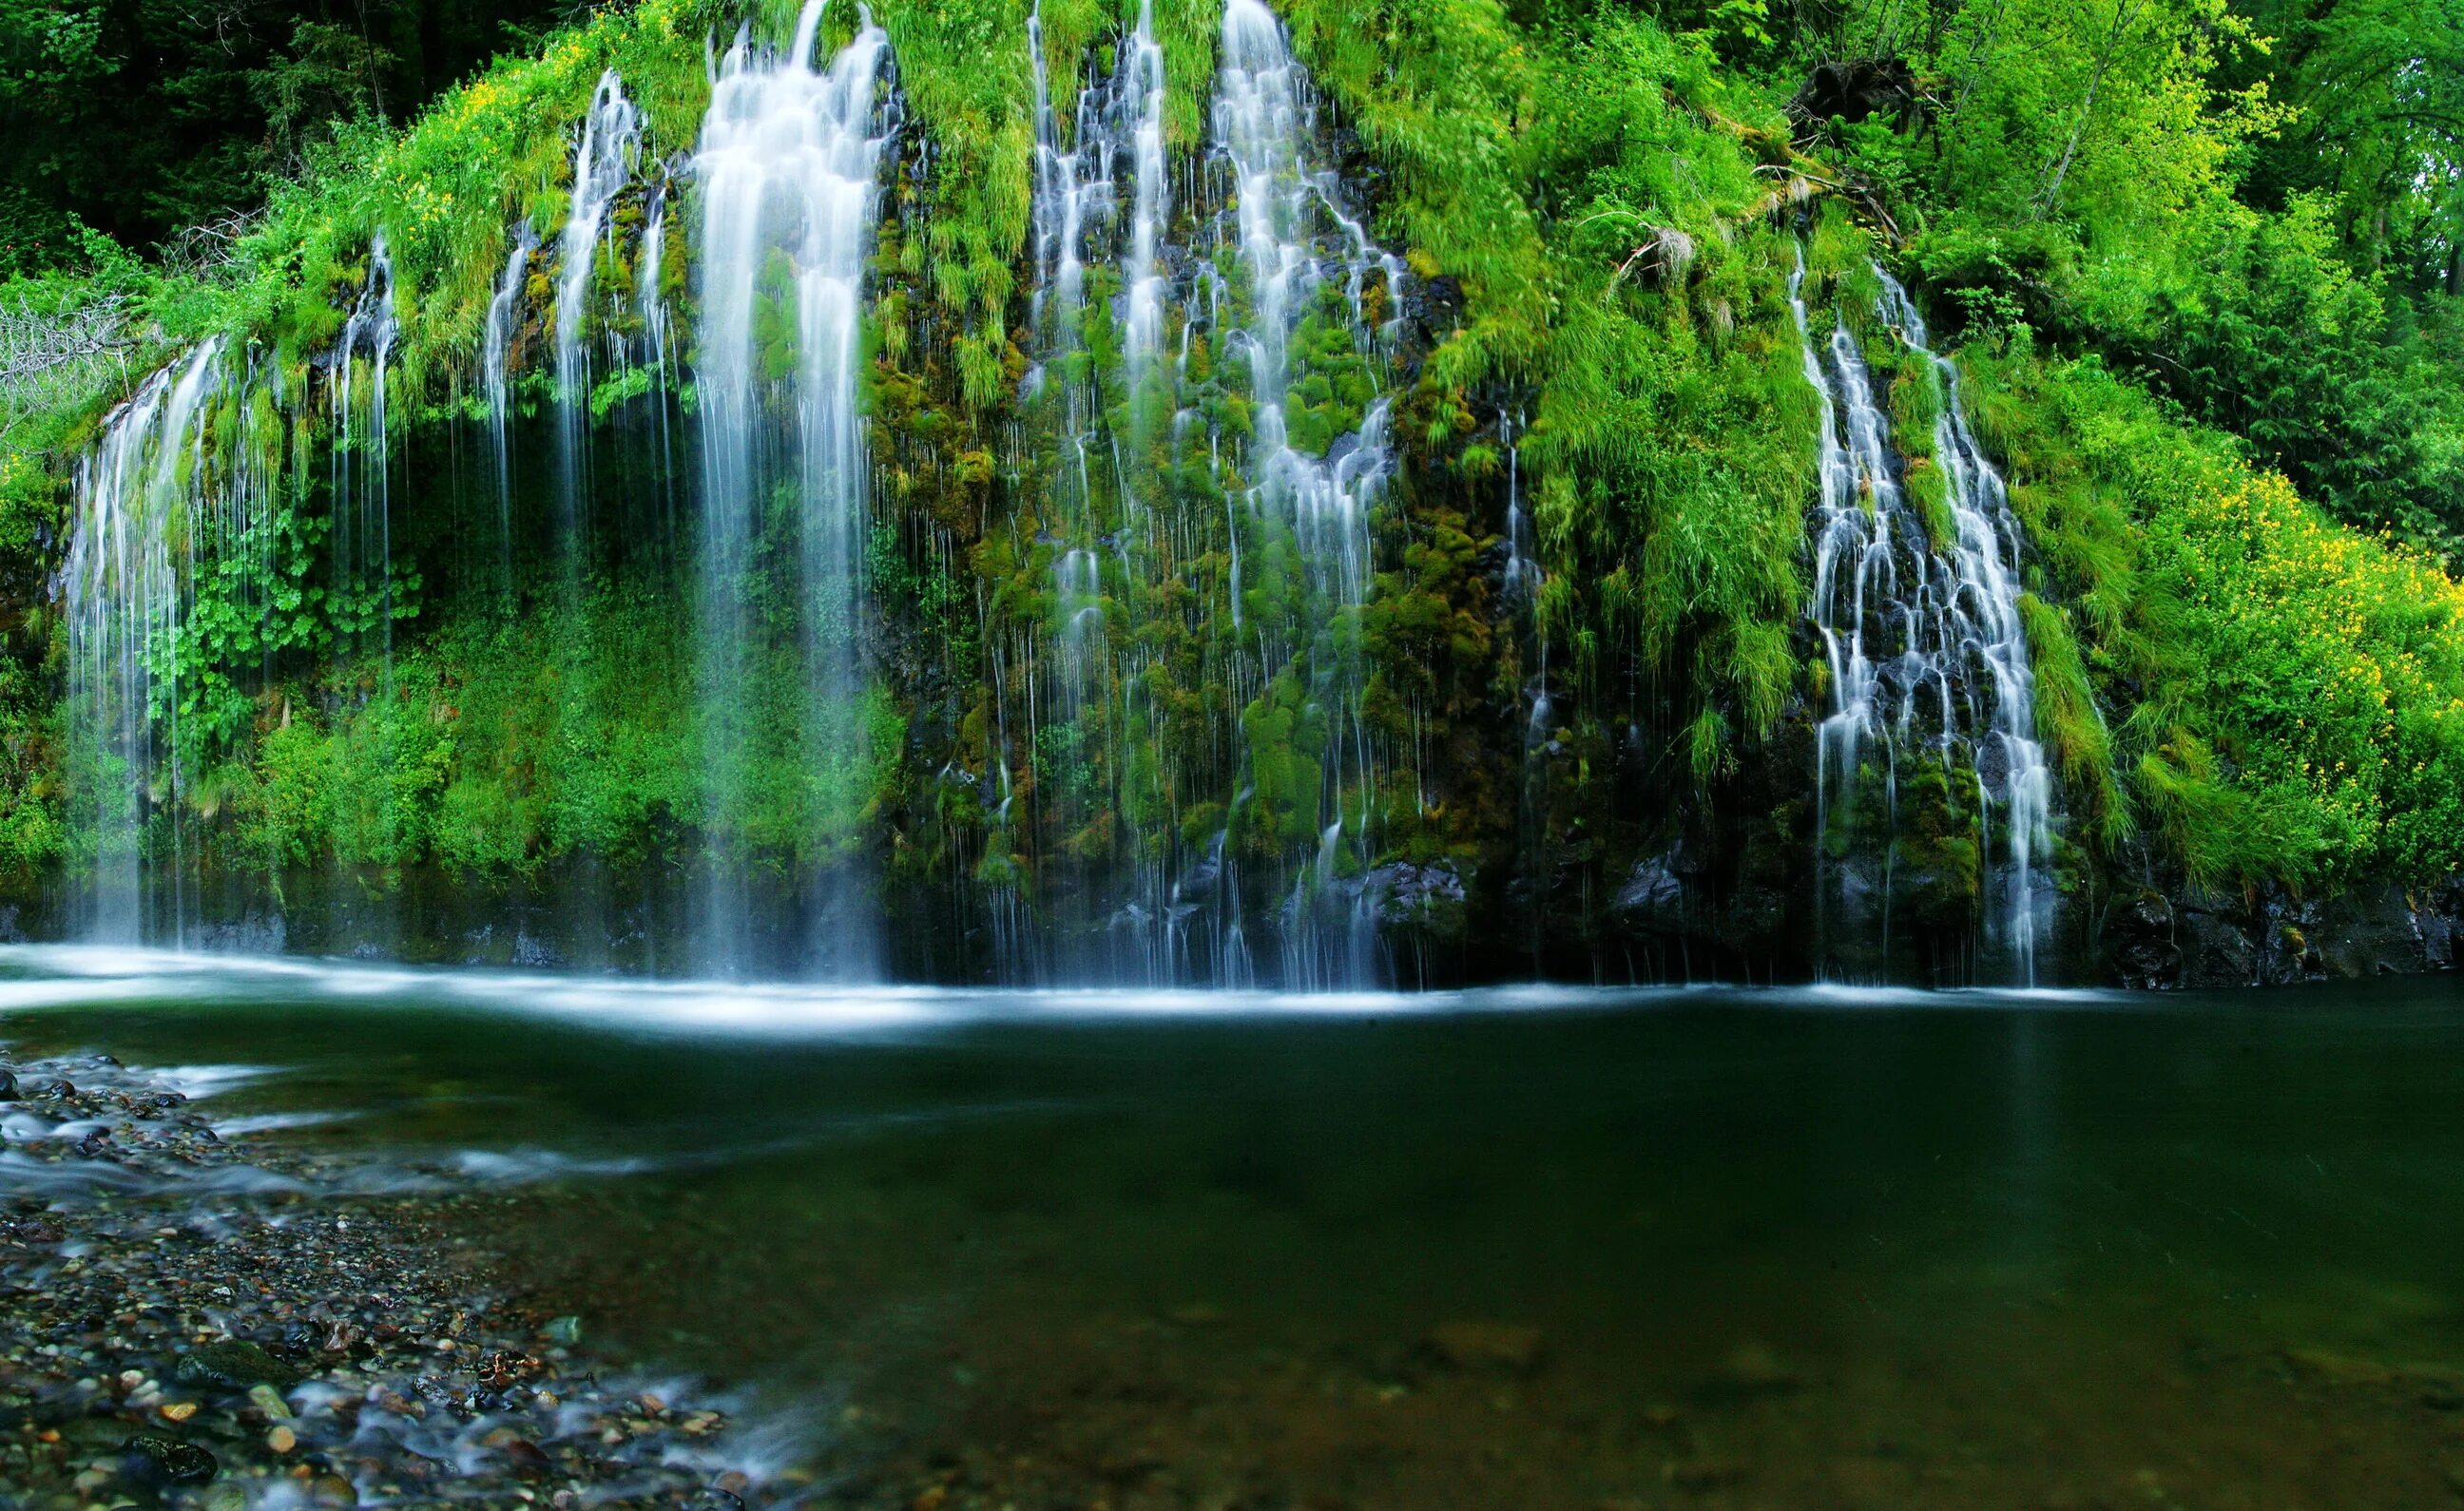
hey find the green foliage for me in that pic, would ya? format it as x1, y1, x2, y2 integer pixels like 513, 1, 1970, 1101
0, 0, 571, 269
5, 0, 2464, 938
1966, 342, 2464, 893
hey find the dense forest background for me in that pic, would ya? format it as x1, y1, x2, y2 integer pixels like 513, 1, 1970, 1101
0, 0, 2458, 980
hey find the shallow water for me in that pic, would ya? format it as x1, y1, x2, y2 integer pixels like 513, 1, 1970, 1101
5, 946, 2463, 1507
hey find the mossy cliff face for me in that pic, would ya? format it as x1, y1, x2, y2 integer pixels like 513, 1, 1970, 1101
5, 0, 2462, 986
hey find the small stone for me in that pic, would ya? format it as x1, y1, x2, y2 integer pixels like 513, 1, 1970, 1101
307, 1471, 359, 1507
540, 1315, 583, 1346
176, 1339, 302, 1392
267, 1425, 298, 1454
118, 1433, 218, 1486
372, 1387, 423, 1419
1426, 1321, 1547, 1374
159, 1402, 198, 1424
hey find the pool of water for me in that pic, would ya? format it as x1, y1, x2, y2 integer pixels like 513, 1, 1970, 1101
6, 946, 2463, 1507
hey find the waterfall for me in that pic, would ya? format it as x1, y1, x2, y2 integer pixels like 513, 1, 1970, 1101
330, 236, 398, 659
1499, 408, 1553, 968
483, 224, 533, 548
691, 0, 896, 976
64, 341, 226, 943
1027, 0, 1115, 714
552, 70, 643, 538
636, 182, 672, 381
1876, 272, 2054, 980
1788, 246, 2055, 982
1120, 0, 1168, 386
1212, 0, 1405, 988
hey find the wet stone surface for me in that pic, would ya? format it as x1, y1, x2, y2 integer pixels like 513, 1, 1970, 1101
0, 1051, 795, 1509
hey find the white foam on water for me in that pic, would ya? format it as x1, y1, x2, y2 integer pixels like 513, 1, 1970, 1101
0, 945, 2140, 1044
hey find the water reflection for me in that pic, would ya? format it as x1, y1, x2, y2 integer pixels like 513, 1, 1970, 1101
3, 947, 2460, 1507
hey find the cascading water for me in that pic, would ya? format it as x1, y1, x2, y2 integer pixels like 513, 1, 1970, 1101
482, 224, 534, 547
1788, 246, 2055, 983
552, 70, 644, 539
1211, 0, 1406, 988
1026, 0, 1115, 713
330, 237, 398, 660
636, 182, 673, 382
64, 341, 226, 943
1119, 0, 1168, 387
1876, 271, 2054, 979
691, 0, 896, 976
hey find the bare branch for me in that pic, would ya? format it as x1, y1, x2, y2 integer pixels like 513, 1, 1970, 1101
0, 294, 141, 442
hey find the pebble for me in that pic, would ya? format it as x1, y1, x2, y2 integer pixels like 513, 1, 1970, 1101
0, 1048, 779, 1509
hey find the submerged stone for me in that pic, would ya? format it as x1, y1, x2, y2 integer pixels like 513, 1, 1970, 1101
175, 1339, 301, 1392
118, 1432, 218, 1485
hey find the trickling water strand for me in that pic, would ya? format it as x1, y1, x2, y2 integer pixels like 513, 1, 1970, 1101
693, 0, 896, 976
483, 224, 533, 552
553, 71, 643, 540
1212, 0, 1403, 988
1120, 0, 1169, 387
330, 237, 398, 660
1027, 0, 1117, 715
1788, 244, 2056, 983
636, 182, 671, 380
1499, 408, 1554, 969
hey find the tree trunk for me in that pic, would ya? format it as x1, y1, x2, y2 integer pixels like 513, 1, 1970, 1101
2038, 0, 2149, 214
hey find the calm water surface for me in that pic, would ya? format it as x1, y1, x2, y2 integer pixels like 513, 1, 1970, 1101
5, 947, 2462, 1508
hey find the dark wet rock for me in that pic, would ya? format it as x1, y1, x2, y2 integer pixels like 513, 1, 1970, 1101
1614, 851, 1686, 921
119, 1431, 219, 1485
0, 1067, 16, 1100
1368, 862, 1466, 932
176, 1339, 302, 1392
2105, 889, 2180, 988
2154, 880, 2462, 989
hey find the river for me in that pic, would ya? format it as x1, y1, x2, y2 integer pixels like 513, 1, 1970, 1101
4, 947, 2461, 1507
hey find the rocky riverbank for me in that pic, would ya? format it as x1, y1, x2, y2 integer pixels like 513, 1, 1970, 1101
0, 1049, 796, 1509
